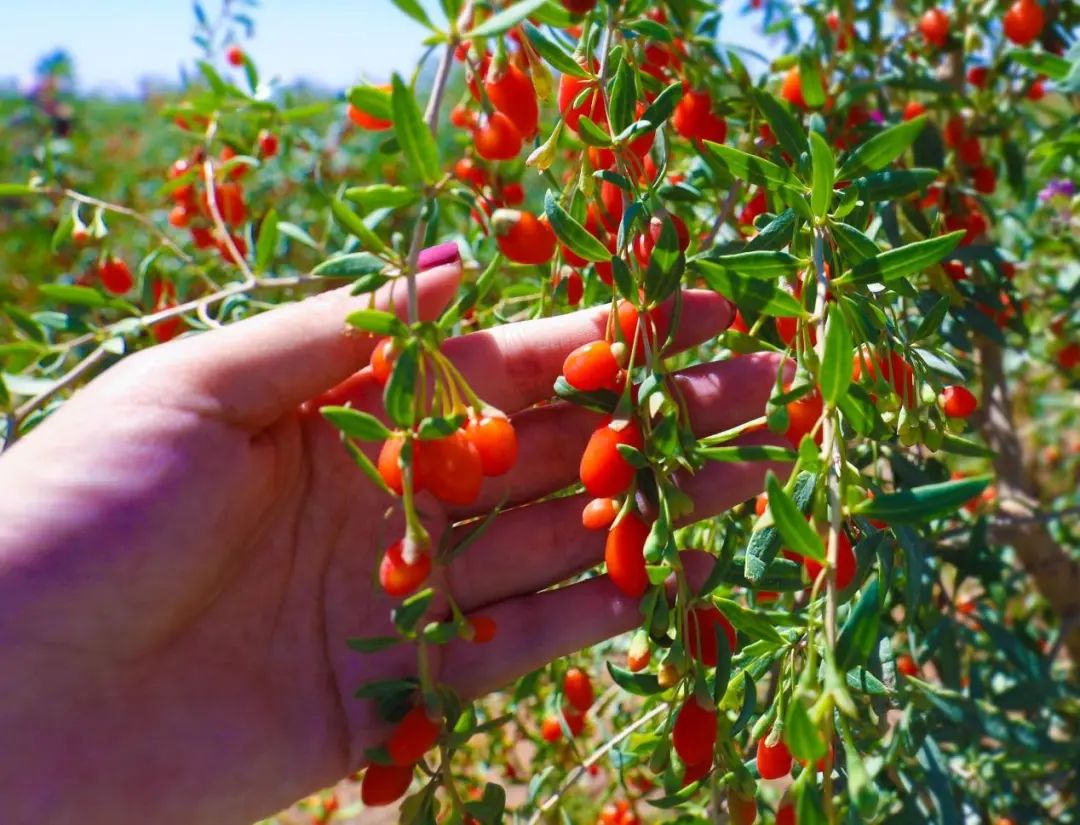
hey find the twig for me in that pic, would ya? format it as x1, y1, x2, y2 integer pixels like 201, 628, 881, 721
44, 188, 194, 264
527, 704, 667, 824
703, 183, 743, 248
8, 344, 110, 432
201, 155, 257, 285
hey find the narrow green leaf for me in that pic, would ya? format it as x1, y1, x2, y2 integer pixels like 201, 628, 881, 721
839, 231, 965, 285
607, 51, 636, 135
798, 55, 827, 109
856, 476, 992, 524
345, 309, 408, 337
522, 22, 589, 78
712, 629, 733, 703
347, 84, 392, 122
715, 598, 784, 644
836, 578, 882, 670
837, 116, 926, 180
344, 438, 392, 494
766, 471, 824, 561
575, 116, 613, 147
37, 284, 107, 307
808, 131, 834, 218
752, 90, 808, 160
699, 444, 797, 463
467, 0, 548, 37
696, 261, 807, 318
820, 309, 852, 404
254, 208, 278, 274
330, 198, 388, 254
700, 142, 797, 189
321, 406, 392, 440
384, 339, 420, 428
544, 191, 610, 262
388, 0, 434, 28
641, 82, 684, 127
393, 587, 433, 634
745, 472, 816, 582
313, 252, 387, 278
830, 221, 879, 264
0, 183, 39, 198
700, 250, 801, 279
856, 168, 938, 200
744, 209, 796, 252
785, 698, 827, 762
347, 636, 402, 653
1011, 50, 1071, 81
344, 184, 419, 211
391, 73, 440, 185
606, 661, 662, 696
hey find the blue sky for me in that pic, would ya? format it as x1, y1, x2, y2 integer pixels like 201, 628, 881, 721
0, 1, 771, 94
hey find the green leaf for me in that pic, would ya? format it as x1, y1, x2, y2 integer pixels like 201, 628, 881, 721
254, 209, 278, 274
699, 444, 797, 463
766, 471, 824, 562
277, 221, 320, 249
641, 82, 684, 127
321, 406, 391, 440
390, 73, 440, 185
751, 90, 808, 160
744, 209, 796, 252
700, 142, 797, 189
745, 471, 816, 583
607, 50, 636, 135
785, 698, 827, 762
345, 309, 408, 336
0, 183, 39, 197
606, 662, 662, 696
836, 578, 882, 670
839, 231, 965, 285
522, 22, 589, 78
344, 439, 392, 494
575, 115, 613, 147
700, 250, 801, 279
544, 191, 610, 262
938, 434, 996, 458
836, 116, 926, 180
846, 667, 891, 696
1011, 50, 1071, 81
714, 598, 784, 644
808, 131, 834, 218
384, 339, 420, 428
467, 0, 549, 37
711, 627, 733, 703
855, 476, 992, 524
313, 252, 387, 278
347, 84, 392, 122
820, 308, 852, 404
37, 284, 107, 307
347, 636, 402, 653
393, 587, 433, 634
389, 0, 434, 28
695, 261, 807, 318
856, 168, 938, 200
830, 221, 879, 264
798, 55, 827, 109
330, 198, 388, 254
344, 184, 419, 211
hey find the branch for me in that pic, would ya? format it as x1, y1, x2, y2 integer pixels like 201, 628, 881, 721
977, 339, 1080, 665
527, 703, 667, 824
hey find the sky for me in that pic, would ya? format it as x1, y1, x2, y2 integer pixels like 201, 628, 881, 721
0, 0, 773, 95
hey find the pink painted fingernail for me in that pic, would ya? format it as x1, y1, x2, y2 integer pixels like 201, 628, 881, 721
418, 241, 461, 271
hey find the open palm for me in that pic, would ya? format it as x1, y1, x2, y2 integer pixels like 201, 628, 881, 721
0, 250, 787, 825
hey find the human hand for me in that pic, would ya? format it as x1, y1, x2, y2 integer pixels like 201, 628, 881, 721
0, 243, 787, 825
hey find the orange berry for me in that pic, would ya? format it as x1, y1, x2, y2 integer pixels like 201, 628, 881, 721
580, 418, 644, 498
563, 340, 621, 392
386, 705, 442, 765
468, 614, 497, 644
605, 512, 650, 598
685, 605, 738, 665
361, 763, 414, 806
582, 497, 620, 531
465, 414, 518, 477
378, 540, 432, 598
673, 697, 717, 767
563, 667, 595, 713
756, 731, 793, 779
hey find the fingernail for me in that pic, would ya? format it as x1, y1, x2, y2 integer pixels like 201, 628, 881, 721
718, 295, 737, 330
418, 241, 461, 271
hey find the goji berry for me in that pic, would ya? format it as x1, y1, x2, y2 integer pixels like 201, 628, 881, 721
686, 605, 738, 665
673, 696, 717, 766
360, 763, 414, 807
563, 340, 621, 392
563, 667, 595, 713
756, 731, 792, 779
378, 540, 431, 597
604, 512, 650, 597
582, 497, 620, 531
464, 414, 518, 477
941, 385, 977, 418
386, 705, 442, 765
581, 418, 644, 498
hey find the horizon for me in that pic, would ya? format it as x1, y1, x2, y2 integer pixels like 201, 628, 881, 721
0, 0, 774, 97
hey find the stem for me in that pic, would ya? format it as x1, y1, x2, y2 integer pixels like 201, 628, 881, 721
527, 704, 667, 825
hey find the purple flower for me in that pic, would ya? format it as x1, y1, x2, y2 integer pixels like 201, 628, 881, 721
1039, 179, 1075, 203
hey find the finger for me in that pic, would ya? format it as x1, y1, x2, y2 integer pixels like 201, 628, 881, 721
446, 352, 788, 518
442, 551, 716, 699
447, 430, 789, 613
161, 243, 462, 428
442, 289, 734, 414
